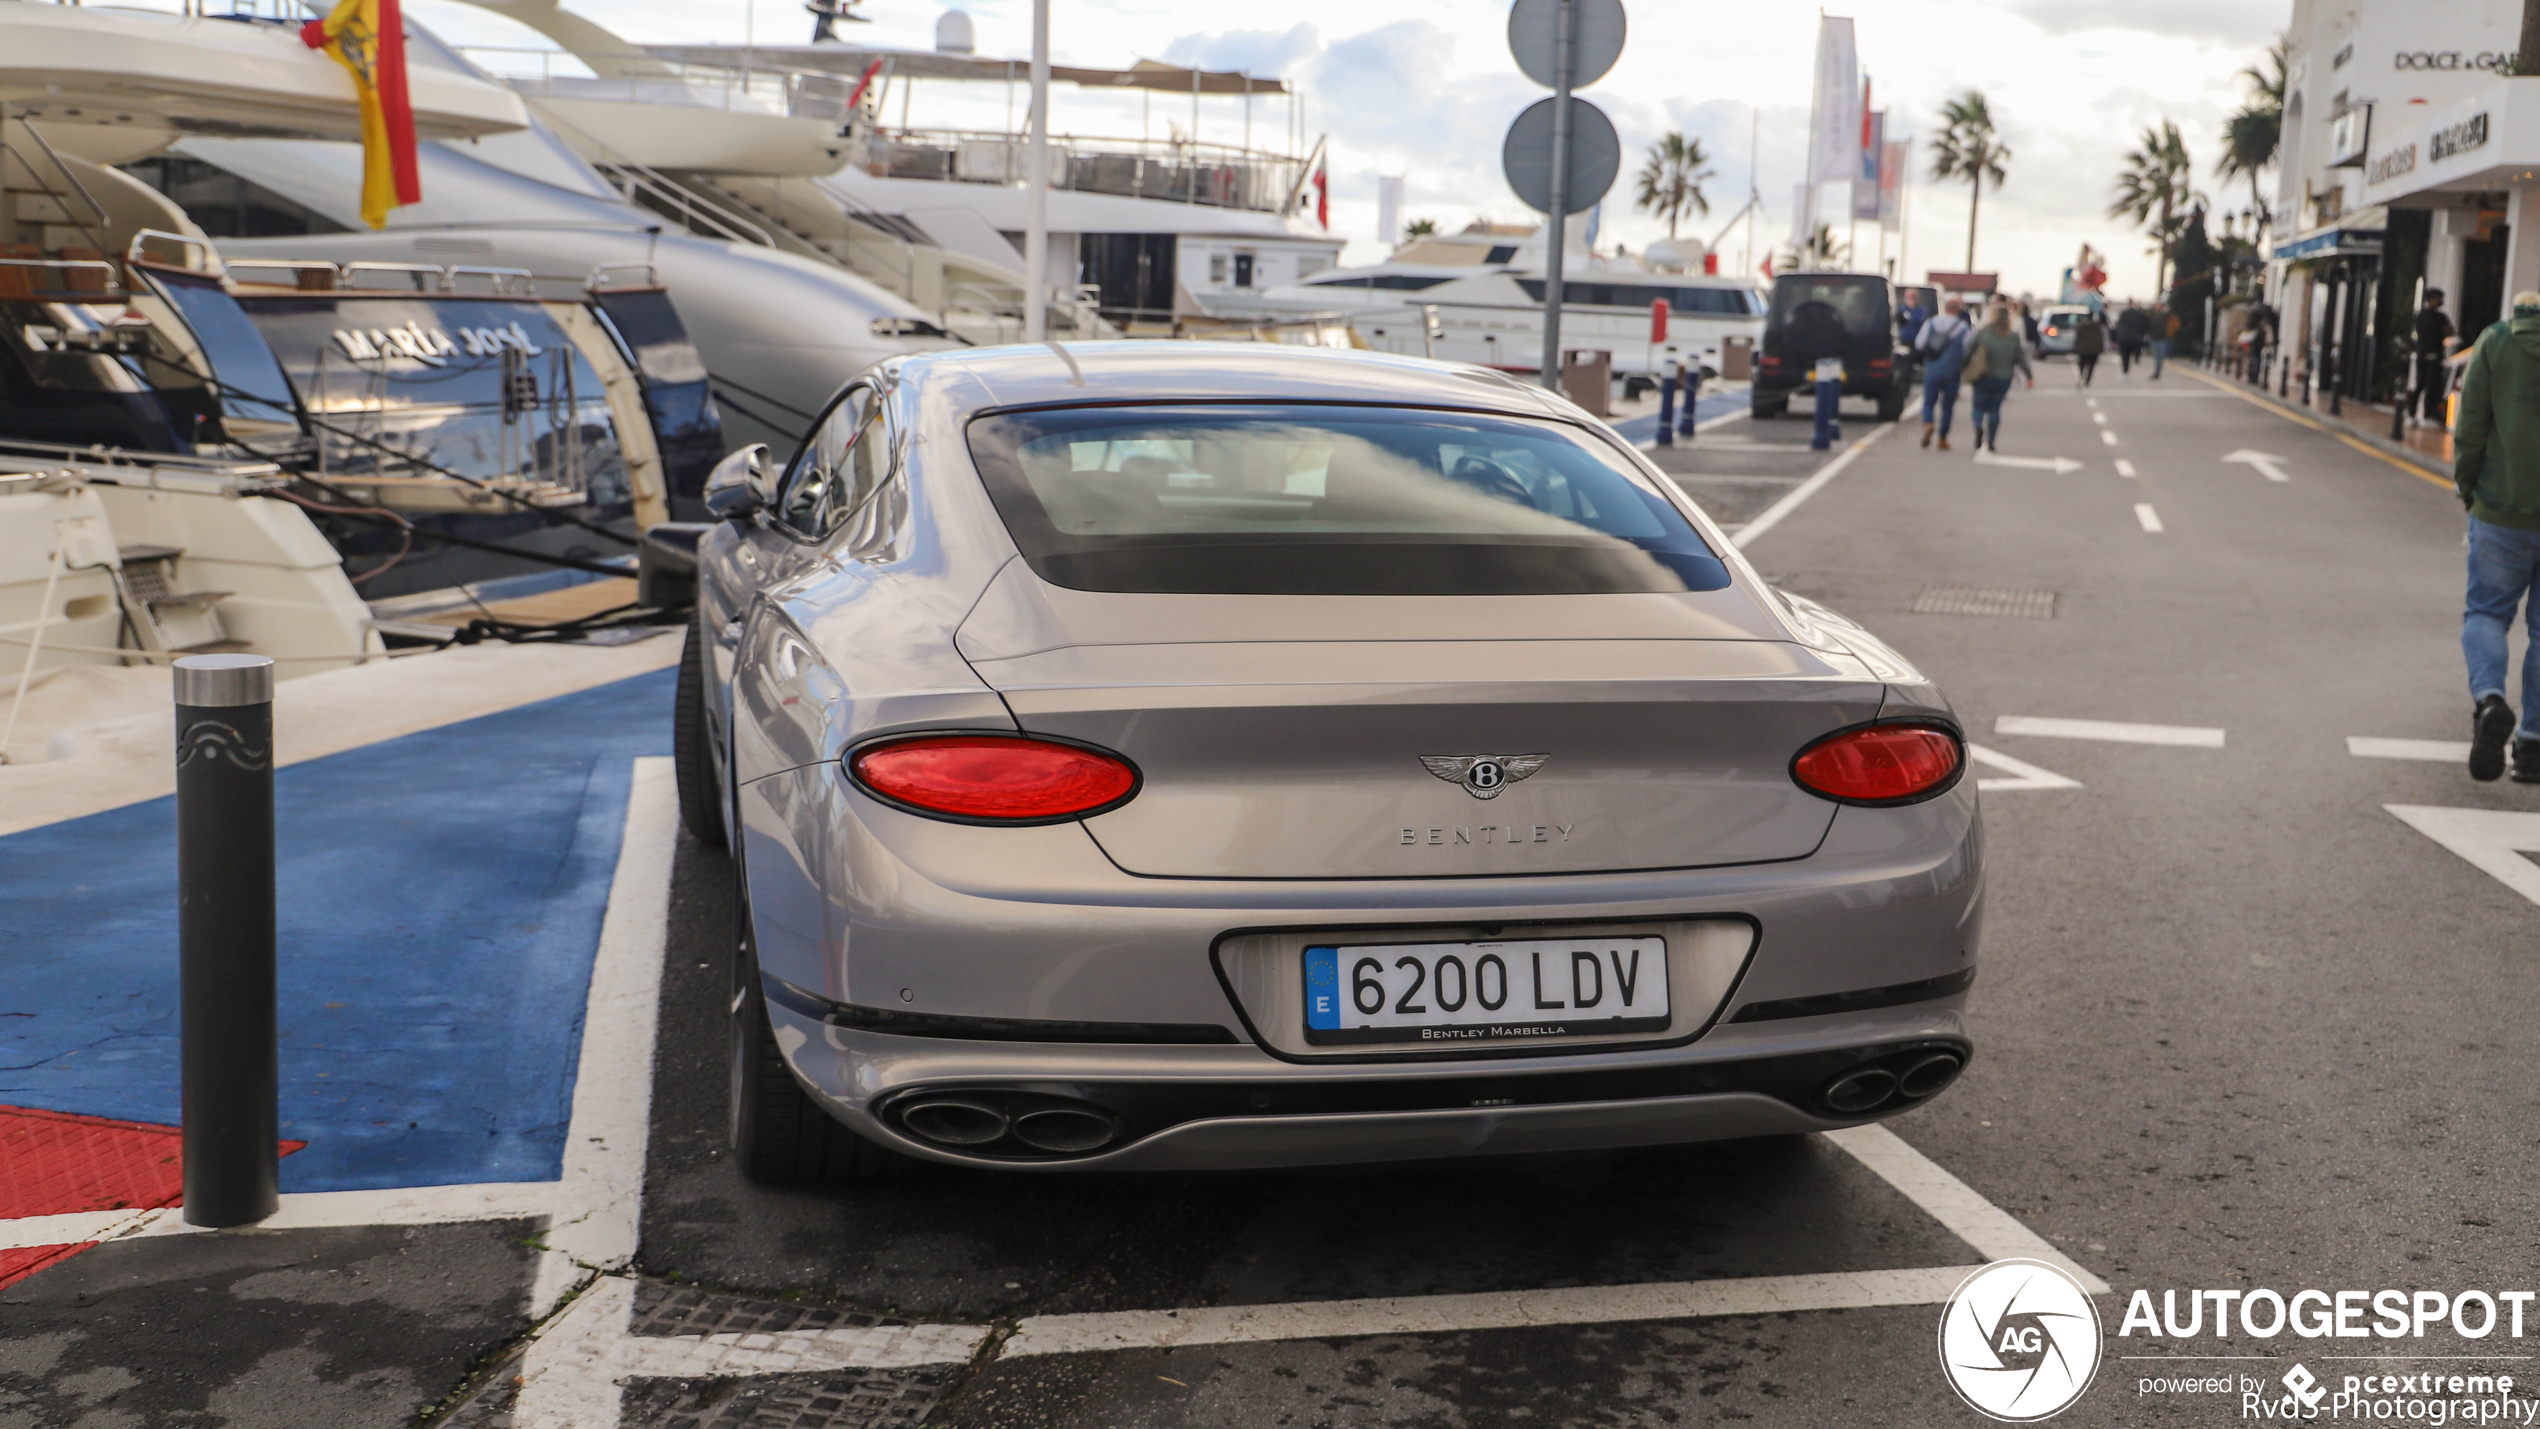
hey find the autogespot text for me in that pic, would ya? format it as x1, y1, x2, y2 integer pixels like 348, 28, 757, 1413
2121, 1288, 2540, 1421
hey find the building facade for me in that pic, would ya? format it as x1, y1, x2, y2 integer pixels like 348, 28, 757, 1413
2270, 0, 2524, 408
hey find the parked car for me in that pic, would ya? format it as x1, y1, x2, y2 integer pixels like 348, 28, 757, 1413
678, 342, 1981, 1180
1751, 273, 1911, 421
2037, 305, 2094, 356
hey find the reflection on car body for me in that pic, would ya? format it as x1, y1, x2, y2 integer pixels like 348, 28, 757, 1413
675, 341, 1981, 1180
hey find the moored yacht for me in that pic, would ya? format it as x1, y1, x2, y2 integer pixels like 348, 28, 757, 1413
1261, 225, 1767, 382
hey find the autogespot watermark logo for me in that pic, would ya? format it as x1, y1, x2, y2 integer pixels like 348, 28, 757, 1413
1940, 1259, 2105, 1421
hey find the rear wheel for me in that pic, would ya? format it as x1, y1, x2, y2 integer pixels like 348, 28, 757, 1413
1877, 388, 1907, 422
673, 612, 726, 848
1751, 397, 1787, 420
729, 882, 910, 1185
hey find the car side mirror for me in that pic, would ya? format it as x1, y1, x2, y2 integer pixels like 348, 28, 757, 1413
703, 443, 771, 521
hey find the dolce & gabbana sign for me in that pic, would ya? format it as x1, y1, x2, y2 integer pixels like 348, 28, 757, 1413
2395, 50, 2518, 71
2431, 112, 2492, 164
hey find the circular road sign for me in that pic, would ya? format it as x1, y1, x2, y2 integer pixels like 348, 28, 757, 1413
1501, 95, 1621, 215
1508, 0, 1627, 90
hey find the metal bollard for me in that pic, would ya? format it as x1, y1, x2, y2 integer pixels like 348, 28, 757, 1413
1680, 368, 1700, 441
174, 653, 278, 1228
1655, 368, 1676, 446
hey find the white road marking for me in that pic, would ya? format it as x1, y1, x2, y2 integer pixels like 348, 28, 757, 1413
2223, 448, 2293, 483
529, 757, 678, 1316
1824, 1124, 2109, 1290
2134, 503, 2164, 533
2348, 736, 2471, 761
2383, 806, 2540, 908
2113, 459, 2137, 478
2086, 398, 2100, 409
1003, 1266, 1981, 1357
1633, 403, 1754, 451
1966, 743, 2084, 791
1996, 715, 2223, 747
2091, 412, 2107, 425
2100, 429, 2120, 446
1732, 422, 1896, 547
1973, 452, 2083, 473
511, 1276, 991, 1428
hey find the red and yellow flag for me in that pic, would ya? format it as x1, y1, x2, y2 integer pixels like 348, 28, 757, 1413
301, 0, 421, 229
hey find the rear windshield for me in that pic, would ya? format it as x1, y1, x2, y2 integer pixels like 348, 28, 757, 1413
964, 404, 1729, 596
1768, 277, 1890, 333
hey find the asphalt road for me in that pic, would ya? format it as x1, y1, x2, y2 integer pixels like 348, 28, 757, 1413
602, 361, 2540, 1426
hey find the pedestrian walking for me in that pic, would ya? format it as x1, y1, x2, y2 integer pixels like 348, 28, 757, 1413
1897, 289, 1933, 351
2415, 288, 2456, 423
2453, 291, 2540, 783
2073, 308, 2106, 387
2244, 299, 2275, 386
2114, 303, 2149, 375
1964, 303, 2034, 453
2150, 303, 2175, 379
1917, 297, 1972, 449
2019, 301, 2042, 357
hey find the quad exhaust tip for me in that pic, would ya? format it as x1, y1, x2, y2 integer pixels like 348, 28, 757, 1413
894, 1092, 1124, 1157
1817, 1048, 1965, 1118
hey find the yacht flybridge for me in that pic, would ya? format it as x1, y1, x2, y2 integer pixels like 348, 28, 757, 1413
451, 0, 1344, 334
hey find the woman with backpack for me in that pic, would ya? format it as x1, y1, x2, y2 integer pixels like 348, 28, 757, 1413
1964, 303, 2035, 452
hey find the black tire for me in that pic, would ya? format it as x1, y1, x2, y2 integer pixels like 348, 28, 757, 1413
673, 612, 726, 848
729, 883, 911, 1185
1751, 399, 1787, 420
1877, 390, 1907, 423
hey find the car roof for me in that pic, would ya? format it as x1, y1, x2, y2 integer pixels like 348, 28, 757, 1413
902, 341, 1574, 418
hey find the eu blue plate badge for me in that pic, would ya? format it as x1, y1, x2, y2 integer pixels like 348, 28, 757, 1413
1303, 946, 1340, 1029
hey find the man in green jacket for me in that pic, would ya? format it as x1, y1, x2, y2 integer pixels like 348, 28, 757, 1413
2453, 291, 2540, 782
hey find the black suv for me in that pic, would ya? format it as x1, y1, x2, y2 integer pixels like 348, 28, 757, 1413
1750, 272, 1910, 422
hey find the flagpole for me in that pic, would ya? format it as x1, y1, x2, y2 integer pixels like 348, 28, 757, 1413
1022, 0, 1051, 342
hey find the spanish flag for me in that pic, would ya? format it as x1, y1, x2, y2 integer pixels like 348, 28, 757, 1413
301, 0, 421, 229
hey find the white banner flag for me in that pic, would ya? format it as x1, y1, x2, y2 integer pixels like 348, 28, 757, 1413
1809, 17, 1860, 185
1378, 175, 1404, 248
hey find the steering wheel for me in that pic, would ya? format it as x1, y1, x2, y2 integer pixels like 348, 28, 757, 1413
1447, 456, 1533, 506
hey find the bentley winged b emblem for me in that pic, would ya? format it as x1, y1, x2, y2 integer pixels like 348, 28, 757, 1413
1421, 753, 1549, 800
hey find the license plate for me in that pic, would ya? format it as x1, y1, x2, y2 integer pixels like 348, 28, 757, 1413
1302, 937, 1669, 1047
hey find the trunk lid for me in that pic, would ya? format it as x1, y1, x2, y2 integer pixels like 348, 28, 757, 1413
958, 571, 1882, 879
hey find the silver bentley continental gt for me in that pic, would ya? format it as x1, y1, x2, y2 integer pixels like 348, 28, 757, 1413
674, 341, 1981, 1181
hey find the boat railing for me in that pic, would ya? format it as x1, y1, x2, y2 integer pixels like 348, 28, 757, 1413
126, 229, 225, 278
0, 259, 124, 302
459, 46, 862, 125
864, 128, 1304, 213
223, 260, 539, 296
586, 261, 663, 292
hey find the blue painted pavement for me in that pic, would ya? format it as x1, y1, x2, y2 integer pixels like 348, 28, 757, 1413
1611, 387, 1749, 446
0, 670, 673, 1193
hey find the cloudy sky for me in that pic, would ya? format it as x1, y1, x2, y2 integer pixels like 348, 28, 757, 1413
411, 0, 2290, 300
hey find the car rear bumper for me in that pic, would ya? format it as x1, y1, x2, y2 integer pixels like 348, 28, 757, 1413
767, 988, 1972, 1171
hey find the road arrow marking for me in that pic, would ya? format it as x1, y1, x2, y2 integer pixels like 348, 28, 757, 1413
2223, 448, 2292, 482
1996, 715, 2223, 747
1966, 743, 2083, 791
2385, 805, 2540, 908
1972, 452, 2083, 473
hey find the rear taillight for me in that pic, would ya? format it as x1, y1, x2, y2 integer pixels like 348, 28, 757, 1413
1790, 723, 1963, 805
849, 734, 1139, 822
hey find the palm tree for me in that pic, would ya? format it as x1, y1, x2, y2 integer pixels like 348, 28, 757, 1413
1403, 217, 1439, 239
1633, 132, 1714, 240
2216, 39, 2285, 239
1929, 92, 2011, 271
2109, 120, 2201, 297
1803, 223, 1849, 268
